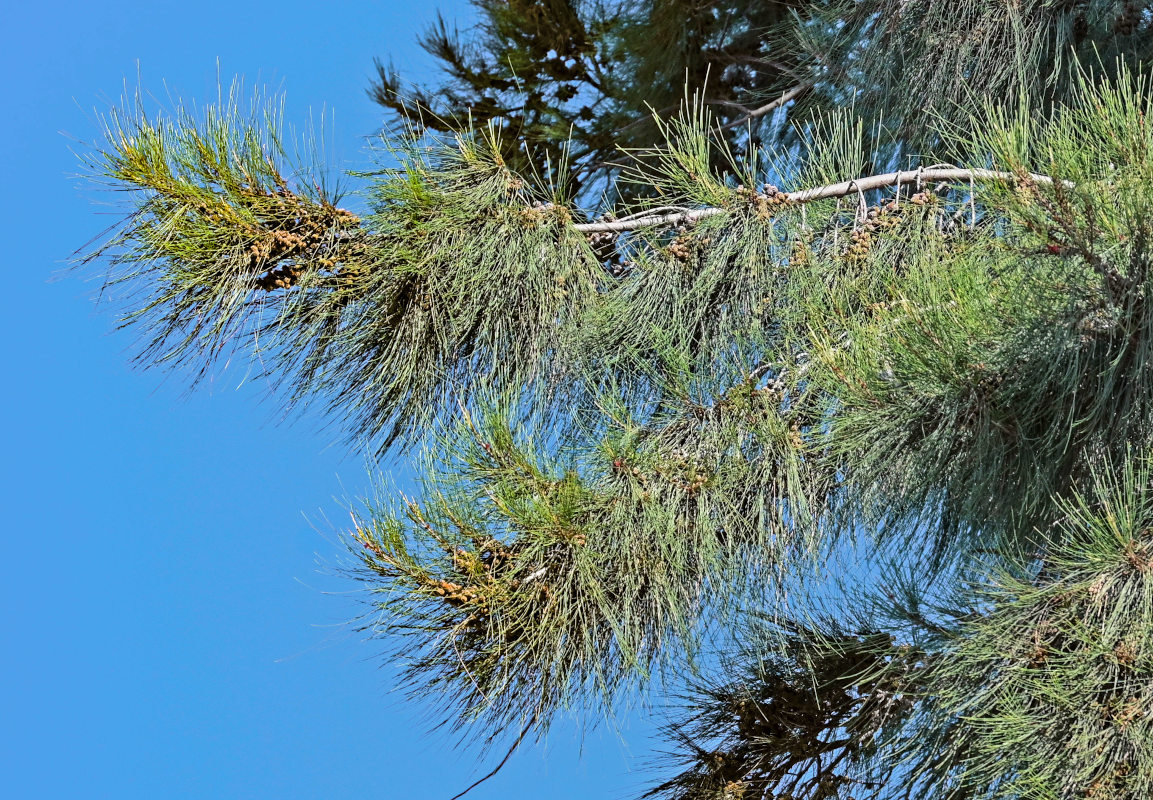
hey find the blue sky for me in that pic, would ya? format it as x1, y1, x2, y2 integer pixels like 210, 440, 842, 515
3, 3, 658, 797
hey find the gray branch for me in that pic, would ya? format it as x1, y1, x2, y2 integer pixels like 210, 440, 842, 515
573, 167, 1068, 234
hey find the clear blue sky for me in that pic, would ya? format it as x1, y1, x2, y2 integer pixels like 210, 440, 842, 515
3, 3, 657, 797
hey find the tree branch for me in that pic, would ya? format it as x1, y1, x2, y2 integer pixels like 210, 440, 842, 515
573, 167, 1070, 233
610, 83, 809, 156
714, 83, 810, 133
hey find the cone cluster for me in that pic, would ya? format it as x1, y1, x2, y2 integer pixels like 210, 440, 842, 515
248, 200, 359, 290
430, 579, 485, 607
735, 183, 792, 220
519, 199, 568, 226
666, 227, 696, 262
840, 191, 935, 263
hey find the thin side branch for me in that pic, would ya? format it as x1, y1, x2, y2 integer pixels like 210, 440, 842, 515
615, 84, 808, 138
574, 167, 1068, 233
715, 83, 810, 133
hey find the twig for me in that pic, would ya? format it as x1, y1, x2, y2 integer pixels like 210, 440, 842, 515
521, 566, 549, 584
573, 167, 1072, 234
748, 361, 774, 383
446, 714, 537, 800
715, 83, 810, 133
613, 88, 797, 138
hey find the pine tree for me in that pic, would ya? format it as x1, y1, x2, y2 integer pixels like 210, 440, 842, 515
74, 2, 1153, 798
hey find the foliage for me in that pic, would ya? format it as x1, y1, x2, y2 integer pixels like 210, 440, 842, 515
347, 363, 830, 742
645, 619, 924, 800
72, 3, 1153, 799
914, 460, 1153, 800
373, 1, 1153, 201
371, 0, 807, 199
791, 0, 1153, 156
84, 90, 600, 447
79, 86, 367, 378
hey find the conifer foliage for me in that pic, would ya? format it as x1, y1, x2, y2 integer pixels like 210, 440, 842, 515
372, 0, 807, 198
74, 2, 1153, 798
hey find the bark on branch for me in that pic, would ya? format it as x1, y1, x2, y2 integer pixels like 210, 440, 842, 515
573, 167, 1068, 234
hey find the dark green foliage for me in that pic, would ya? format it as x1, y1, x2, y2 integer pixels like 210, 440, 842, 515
646, 622, 924, 800
372, 1, 1153, 200
371, 0, 807, 199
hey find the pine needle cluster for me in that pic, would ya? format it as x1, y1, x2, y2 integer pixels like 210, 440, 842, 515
803, 71, 1153, 560
915, 460, 1153, 800
345, 362, 830, 742
280, 126, 600, 447
83, 90, 603, 448
80, 86, 368, 379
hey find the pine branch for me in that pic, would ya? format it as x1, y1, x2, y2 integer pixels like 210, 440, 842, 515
574, 166, 1070, 233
